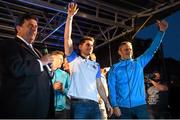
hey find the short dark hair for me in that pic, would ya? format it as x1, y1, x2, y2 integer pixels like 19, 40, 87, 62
16, 13, 38, 26
118, 41, 132, 50
15, 13, 38, 34
79, 36, 95, 45
153, 70, 160, 74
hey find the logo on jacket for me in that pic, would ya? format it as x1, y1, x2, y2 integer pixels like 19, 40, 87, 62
92, 65, 97, 69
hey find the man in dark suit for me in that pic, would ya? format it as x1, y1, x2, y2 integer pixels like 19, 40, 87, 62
0, 14, 54, 118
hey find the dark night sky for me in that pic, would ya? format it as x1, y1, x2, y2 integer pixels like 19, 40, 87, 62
136, 10, 180, 61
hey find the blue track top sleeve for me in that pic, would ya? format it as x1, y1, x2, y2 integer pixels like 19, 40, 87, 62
108, 66, 118, 107
136, 31, 165, 68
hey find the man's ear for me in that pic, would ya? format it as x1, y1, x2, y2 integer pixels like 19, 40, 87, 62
78, 44, 82, 50
118, 49, 121, 56
16, 25, 21, 33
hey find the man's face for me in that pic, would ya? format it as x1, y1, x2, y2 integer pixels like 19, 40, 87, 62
51, 54, 64, 71
79, 40, 94, 57
118, 43, 133, 59
16, 19, 38, 44
154, 72, 160, 81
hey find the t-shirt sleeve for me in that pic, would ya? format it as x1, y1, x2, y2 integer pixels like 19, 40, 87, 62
96, 64, 101, 79
66, 51, 77, 63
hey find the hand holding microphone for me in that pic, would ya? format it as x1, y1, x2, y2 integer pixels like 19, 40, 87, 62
40, 54, 53, 66
40, 46, 53, 66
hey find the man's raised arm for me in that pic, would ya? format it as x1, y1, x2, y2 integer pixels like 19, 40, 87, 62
64, 3, 78, 56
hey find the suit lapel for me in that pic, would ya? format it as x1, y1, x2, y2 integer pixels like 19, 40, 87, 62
15, 37, 40, 59
34, 48, 42, 58
15, 37, 53, 79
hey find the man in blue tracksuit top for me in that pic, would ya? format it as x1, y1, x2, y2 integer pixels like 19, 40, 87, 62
108, 20, 168, 119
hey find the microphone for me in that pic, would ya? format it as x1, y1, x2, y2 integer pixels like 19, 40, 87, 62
43, 48, 48, 55
42, 45, 49, 55
42, 45, 52, 69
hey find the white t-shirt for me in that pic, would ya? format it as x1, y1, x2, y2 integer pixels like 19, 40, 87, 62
67, 51, 101, 102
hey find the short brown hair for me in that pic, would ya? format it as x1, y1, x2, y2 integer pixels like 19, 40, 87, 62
89, 53, 96, 61
79, 36, 95, 45
51, 50, 64, 56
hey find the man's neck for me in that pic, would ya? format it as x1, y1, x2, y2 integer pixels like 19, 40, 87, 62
120, 57, 132, 60
80, 53, 89, 59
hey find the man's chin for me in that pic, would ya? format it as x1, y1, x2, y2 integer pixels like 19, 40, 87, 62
124, 56, 131, 59
30, 38, 35, 43
87, 52, 92, 56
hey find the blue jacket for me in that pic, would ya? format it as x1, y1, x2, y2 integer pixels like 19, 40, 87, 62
108, 31, 165, 108
52, 69, 70, 111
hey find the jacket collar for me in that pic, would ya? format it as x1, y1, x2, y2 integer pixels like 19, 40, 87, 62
15, 36, 41, 58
